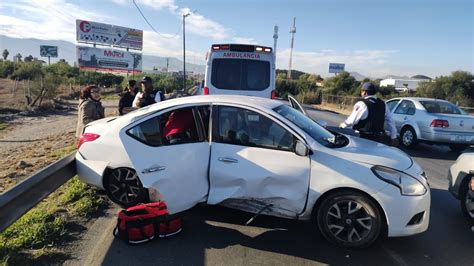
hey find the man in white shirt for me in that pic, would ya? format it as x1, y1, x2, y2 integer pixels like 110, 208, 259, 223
340, 82, 399, 146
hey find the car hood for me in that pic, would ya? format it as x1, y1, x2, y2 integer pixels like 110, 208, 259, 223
326, 135, 413, 171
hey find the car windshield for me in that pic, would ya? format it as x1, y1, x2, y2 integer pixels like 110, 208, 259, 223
273, 104, 336, 147
420, 100, 466, 115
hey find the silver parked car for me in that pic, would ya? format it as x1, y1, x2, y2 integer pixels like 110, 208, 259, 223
386, 97, 474, 151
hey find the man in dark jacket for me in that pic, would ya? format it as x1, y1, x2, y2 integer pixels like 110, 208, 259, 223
118, 80, 138, 115
133, 76, 165, 108
339, 82, 398, 146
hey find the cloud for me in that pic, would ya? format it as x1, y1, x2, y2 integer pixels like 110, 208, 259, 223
276, 49, 400, 77
0, 0, 106, 41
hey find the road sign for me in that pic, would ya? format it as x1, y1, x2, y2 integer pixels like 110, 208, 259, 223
40, 45, 58, 57
329, 63, 345, 73
76, 20, 143, 50
77, 46, 142, 73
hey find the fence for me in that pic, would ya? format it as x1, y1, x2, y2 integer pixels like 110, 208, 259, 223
321, 94, 358, 112
0, 153, 76, 232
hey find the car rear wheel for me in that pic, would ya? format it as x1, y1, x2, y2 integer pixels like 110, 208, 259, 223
104, 168, 147, 207
316, 190, 382, 248
400, 127, 417, 149
449, 144, 469, 152
460, 177, 474, 225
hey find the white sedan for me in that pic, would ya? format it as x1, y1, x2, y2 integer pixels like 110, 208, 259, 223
76, 95, 430, 248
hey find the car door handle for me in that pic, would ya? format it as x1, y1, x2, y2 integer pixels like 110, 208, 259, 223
218, 157, 238, 163
142, 166, 166, 174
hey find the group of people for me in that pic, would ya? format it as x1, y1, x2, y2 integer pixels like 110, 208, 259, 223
76, 76, 165, 138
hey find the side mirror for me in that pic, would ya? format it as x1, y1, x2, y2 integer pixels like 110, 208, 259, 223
295, 140, 311, 157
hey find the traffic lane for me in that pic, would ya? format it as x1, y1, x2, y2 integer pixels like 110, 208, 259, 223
97, 202, 473, 266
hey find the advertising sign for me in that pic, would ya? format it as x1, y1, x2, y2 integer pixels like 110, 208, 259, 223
329, 63, 345, 73
77, 46, 142, 73
76, 19, 143, 50
40, 45, 58, 57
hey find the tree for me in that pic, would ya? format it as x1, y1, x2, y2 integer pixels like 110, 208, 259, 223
2, 49, 9, 61
24, 55, 34, 62
15, 53, 22, 62
323, 72, 360, 95
415, 71, 473, 106
11, 61, 43, 80
0, 61, 15, 78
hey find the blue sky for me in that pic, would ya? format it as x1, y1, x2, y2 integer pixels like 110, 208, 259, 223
0, 0, 472, 77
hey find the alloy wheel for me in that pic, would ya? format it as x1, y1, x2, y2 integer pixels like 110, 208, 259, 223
402, 130, 413, 146
326, 200, 373, 243
107, 168, 143, 205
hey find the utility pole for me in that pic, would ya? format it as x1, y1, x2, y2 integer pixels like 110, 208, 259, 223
273, 25, 278, 60
183, 12, 191, 91
287, 17, 296, 80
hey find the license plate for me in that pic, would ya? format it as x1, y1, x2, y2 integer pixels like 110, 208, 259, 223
451, 135, 466, 141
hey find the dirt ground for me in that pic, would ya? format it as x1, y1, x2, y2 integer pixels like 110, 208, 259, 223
0, 95, 119, 193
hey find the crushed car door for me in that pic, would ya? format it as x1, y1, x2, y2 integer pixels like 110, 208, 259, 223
121, 105, 210, 214
208, 105, 311, 216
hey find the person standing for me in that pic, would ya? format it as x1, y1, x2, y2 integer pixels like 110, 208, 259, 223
76, 85, 105, 138
133, 76, 165, 108
118, 80, 138, 115
339, 82, 398, 146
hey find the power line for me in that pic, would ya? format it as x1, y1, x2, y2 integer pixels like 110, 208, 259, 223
132, 0, 180, 39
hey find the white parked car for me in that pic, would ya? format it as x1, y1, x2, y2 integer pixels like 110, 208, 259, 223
76, 95, 430, 248
386, 97, 474, 151
448, 152, 474, 225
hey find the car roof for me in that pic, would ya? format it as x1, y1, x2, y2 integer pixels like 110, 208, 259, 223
388, 97, 451, 103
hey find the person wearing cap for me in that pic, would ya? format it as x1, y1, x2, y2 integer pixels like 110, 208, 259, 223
133, 76, 165, 108
118, 80, 138, 115
339, 82, 398, 146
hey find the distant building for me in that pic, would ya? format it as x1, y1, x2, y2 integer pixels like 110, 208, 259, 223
379, 76, 430, 92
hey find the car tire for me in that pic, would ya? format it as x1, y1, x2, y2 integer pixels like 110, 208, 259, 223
400, 127, 417, 149
449, 144, 469, 152
104, 167, 147, 208
316, 190, 382, 249
460, 177, 474, 225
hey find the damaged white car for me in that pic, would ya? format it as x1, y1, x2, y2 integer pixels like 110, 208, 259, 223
76, 95, 430, 248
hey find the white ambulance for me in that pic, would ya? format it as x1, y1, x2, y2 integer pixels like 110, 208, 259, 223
198, 44, 276, 99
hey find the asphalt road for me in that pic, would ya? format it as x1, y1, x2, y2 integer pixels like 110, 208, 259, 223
65, 107, 474, 266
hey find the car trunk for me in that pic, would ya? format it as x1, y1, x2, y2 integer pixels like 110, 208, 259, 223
434, 114, 474, 133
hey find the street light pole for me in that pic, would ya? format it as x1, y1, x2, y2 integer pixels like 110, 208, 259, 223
183, 12, 191, 91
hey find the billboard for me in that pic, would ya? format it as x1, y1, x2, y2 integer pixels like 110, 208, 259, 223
329, 63, 345, 73
40, 45, 58, 57
76, 20, 143, 50
77, 46, 142, 73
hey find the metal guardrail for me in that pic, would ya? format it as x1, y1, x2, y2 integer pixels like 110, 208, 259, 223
0, 153, 77, 232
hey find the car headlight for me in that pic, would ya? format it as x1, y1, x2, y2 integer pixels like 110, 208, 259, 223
372, 166, 427, 196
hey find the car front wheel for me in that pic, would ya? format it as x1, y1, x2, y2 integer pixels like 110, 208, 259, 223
460, 177, 474, 225
104, 167, 147, 207
316, 190, 383, 248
